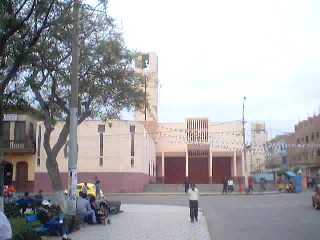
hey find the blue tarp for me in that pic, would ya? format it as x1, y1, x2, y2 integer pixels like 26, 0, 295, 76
254, 173, 275, 183
285, 171, 296, 177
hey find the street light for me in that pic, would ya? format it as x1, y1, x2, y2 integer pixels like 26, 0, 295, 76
242, 96, 248, 188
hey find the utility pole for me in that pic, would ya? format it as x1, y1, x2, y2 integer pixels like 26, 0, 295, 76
144, 75, 147, 121
242, 96, 248, 188
67, 0, 80, 215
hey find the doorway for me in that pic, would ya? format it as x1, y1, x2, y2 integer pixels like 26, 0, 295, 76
16, 161, 28, 191
1, 161, 13, 185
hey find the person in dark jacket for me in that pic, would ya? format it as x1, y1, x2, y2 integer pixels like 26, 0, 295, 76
222, 178, 228, 194
184, 178, 189, 193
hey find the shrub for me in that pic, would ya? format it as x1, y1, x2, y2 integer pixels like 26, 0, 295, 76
10, 217, 41, 240
4, 203, 21, 218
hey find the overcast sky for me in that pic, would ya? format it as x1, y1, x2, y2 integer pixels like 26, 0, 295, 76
106, 0, 320, 136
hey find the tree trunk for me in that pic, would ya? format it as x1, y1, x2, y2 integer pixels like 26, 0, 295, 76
46, 154, 63, 191
43, 121, 70, 212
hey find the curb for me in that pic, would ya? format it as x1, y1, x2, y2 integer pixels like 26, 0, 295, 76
106, 191, 280, 196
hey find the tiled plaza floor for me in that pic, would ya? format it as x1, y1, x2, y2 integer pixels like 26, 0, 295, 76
50, 204, 211, 240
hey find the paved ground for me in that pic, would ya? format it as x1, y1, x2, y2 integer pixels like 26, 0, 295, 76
106, 191, 320, 240
50, 204, 211, 240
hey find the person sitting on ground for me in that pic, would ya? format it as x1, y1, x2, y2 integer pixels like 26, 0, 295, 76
17, 192, 34, 215
35, 190, 44, 201
77, 192, 97, 224
89, 196, 102, 224
36, 200, 53, 224
34, 189, 44, 205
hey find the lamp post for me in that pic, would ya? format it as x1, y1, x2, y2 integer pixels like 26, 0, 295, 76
242, 96, 248, 188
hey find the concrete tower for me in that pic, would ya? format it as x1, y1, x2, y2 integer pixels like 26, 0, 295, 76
134, 52, 159, 122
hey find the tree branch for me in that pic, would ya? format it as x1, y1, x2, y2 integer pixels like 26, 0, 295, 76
0, 0, 36, 57
52, 115, 70, 157
49, 71, 70, 114
0, 0, 55, 93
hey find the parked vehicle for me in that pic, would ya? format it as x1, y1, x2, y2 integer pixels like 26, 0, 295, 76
76, 182, 104, 198
65, 182, 104, 198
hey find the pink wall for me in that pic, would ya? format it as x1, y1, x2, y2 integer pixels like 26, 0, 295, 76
34, 172, 151, 193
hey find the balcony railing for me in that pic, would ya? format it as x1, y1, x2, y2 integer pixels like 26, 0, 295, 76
0, 139, 36, 154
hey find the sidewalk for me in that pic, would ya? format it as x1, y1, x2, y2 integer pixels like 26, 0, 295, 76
49, 204, 211, 240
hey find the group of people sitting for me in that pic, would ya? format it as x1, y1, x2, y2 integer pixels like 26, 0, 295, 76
222, 178, 235, 194
16, 190, 45, 215
76, 191, 106, 224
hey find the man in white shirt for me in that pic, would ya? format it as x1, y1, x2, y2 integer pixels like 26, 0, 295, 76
0, 210, 12, 240
188, 184, 199, 223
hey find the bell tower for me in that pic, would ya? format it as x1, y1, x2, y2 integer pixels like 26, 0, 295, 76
134, 52, 159, 122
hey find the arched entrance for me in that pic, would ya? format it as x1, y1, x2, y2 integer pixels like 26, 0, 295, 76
16, 161, 28, 191
1, 161, 13, 185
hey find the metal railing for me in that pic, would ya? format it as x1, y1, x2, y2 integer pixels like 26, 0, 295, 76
0, 139, 36, 153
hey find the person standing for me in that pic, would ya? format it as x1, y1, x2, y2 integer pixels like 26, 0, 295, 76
95, 176, 101, 199
184, 178, 189, 194
188, 184, 199, 223
248, 177, 254, 193
82, 182, 88, 195
260, 178, 266, 192
222, 178, 228, 194
0, 210, 12, 240
228, 178, 234, 193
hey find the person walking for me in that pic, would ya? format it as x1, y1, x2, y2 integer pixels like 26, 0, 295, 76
188, 184, 199, 223
95, 176, 101, 199
184, 178, 189, 194
222, 177, 228, 194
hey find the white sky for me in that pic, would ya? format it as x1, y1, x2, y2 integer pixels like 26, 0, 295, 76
106, 0, 320, 136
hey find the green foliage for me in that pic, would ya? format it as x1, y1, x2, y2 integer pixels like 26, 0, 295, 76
27, 1, 145, 122
4, 202, 21, 218
277, 169, 286, 177
10, 217, 41, 240
0, 0, 72, 117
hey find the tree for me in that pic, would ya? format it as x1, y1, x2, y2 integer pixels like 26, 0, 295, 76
24, 2, 145, 204
0, 0, 69, 211
0, 0, 71, 117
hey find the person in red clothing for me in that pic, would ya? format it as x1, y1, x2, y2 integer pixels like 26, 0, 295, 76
248, 177, 254, 193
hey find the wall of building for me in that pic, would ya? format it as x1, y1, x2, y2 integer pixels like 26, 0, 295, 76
34, 120, 157, 192
288, 116, 320, 172
208, 121, 243, 152
250, 122, 267, 172
156, 122, 186, 153
3, 154, 35, 181
3, 113, 37, 141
